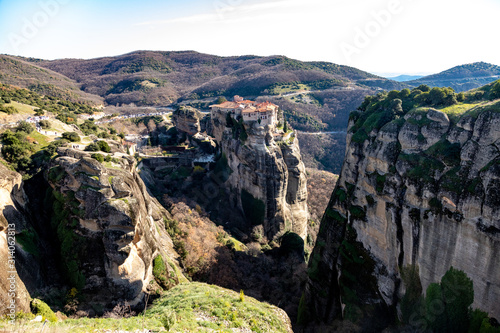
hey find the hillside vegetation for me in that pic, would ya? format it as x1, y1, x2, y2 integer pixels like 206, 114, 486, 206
0, 55, 103, 105
0, 282, 292, 333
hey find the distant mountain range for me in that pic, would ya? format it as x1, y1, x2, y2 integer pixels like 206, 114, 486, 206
386, 74, 424, 82
406, 61, 500, 92
1, 51, 499, 172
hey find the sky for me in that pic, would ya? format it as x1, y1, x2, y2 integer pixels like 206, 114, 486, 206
0, 0, 499, 76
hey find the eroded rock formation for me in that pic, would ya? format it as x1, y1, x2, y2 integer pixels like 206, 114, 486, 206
305, 105, 500, 326
210, 108, 308, 241
0, 163, 31, 315
45, 148, 184, 307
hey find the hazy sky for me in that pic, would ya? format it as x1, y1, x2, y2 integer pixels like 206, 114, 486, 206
1, 0, 499, 75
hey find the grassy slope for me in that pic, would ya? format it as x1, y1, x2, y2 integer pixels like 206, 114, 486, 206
0, 282, 291, 333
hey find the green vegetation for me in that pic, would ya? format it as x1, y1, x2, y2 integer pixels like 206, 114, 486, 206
153, 255, 177, 290
241, 189, 265, 226
0, 130, 35, 171
91, 153, 104, 163
399, 266, 496, 333
399, 153, 445, 183
61, 132, 80, 142
30, 298, 57, 322
400, 265, 423, 324
348, 205, 366, 221
267, 79, 346, 95
425, 267, 474, 332
426, 139, 461, 166
79, 120, 100, 135
0, 83, 97, 123
334, 187, 347, 203
16, 229, 40, 256
279, 231, 304, 255
106, 77, 166, 94
262, 56, 314, 70
338, 226, 377, 323
283, 109, 326, 132
48, 188, 86, 290
375, 173, 386, 193
227, 116, 248, 142
349, 85, 473, 145
148, 282, 290, 333
85, 140, 110, 153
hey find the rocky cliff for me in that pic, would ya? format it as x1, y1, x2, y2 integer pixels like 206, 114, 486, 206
210, 108, 308, 241
173, 105, 204, 135
0, 163, 31, 315
44, 148, 184, 308
304, 94, 500, 328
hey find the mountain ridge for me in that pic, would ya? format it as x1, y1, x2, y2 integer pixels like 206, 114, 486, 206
407, 61, 500, 92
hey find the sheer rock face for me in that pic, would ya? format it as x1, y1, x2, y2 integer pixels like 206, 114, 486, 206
211, 109, 308, 240
0, 164, 31, 315
46, 148, 183, 306
306, 108, 500, 323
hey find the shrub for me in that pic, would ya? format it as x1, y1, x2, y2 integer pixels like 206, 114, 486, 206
31, 298, 57, 322
62, 132, 80, 142
85, 142, 100, 152
160, 308, 177, 331
0, 105, 17, 114
39, 119, 50, 129
91, 153, 104, 162
279, 231, 304, 255
97, 140, 111, 153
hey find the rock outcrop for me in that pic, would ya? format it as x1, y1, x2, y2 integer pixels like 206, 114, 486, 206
45, 148, 184, 307
0, 163, 31, 315
210, 108, 308, 240
173, 105, 204, 135
305, 102, 500, 327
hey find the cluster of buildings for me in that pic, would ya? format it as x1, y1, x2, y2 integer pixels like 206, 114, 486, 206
95, 111, 170, 125
209, 96, 279, 126
25, 115, 49, 124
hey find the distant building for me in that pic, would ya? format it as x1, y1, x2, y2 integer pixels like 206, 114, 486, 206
209, 96, 279, 126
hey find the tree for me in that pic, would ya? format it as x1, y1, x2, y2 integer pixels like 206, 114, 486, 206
417, 84, 431, 92
283, 118, 288, 132
425, 267, 474, 333
62, 132, 80, 142
425, 282, 447, 331
391, 99, 404, 116
39, 120, 50, 129
429, 87, 447, 105
441, 267, 474, 332
34, 108, 44, 116
399, 88, 411, 99
16, 121, 34, 134
215, 96, 227, 104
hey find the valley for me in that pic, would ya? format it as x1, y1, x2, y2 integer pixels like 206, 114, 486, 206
0, 50, 499, 333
